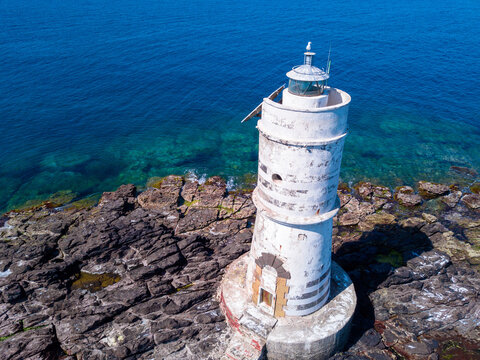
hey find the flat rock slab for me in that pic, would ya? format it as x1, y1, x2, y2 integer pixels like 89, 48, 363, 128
240, 304, 277, 339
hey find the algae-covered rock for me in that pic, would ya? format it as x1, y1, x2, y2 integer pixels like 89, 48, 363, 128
417, 181, 450, 199
71, 272, 121, 293
64, 194, 101, 210
430, 230, 480, 268
146, 175, 184, 189
394, 186, 422, 207
354, 181, 375, 200
470, 182, 480, 194
8, 190, 78, 213
375, 250, 403, 268
354, 182, 391, 200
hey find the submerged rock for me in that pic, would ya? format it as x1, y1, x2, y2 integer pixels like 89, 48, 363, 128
450, 166, 478, 177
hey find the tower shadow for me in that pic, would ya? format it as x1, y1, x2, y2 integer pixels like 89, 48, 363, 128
332, 223, 434, 348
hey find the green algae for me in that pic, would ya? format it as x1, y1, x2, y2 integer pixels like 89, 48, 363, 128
235, 173, 257, 190
64, 194, 101, 210
23, 325, 46, 331
0, 323, 47, 342
217, 205, 235, 213
146, 176, 165, 189
439, 338, 480, 360
175, 283, 194, 292
46, 190, 78, 206
0, 333, 15, 342
376, 250, 404, 268
470, 183, 480, 194
146, 175, 184, 189
9, 190, 78, 213
71, 272, 121, 293
337, 182, 351, 193
182, 200, 198, 207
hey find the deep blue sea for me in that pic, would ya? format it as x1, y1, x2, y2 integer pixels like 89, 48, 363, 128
0, 0, 479, 212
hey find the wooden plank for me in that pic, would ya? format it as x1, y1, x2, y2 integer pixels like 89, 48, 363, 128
241, 84, 285, 123
274, 277, 289, 318
241, 103, 262, 124
267, 84, 286, 101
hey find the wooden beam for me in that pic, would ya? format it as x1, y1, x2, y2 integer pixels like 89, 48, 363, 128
241, 84, 285, 123
241, 102, 262, 124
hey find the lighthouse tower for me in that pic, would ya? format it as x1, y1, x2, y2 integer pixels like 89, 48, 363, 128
247, 44, 349, 318
219, 43, 356, 360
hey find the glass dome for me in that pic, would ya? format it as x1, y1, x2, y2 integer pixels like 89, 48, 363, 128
286, 46, 329, 97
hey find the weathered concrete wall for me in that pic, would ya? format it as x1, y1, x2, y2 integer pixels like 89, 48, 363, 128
282, 88, 329, 108
258, 87, 350, 143
247, 212, 332, 316
256, 135, 345, 219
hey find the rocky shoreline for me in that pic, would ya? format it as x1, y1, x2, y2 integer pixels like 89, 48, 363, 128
0, 175, 479, 359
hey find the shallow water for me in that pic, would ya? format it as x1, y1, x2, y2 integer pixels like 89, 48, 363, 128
0, 0, 479, 212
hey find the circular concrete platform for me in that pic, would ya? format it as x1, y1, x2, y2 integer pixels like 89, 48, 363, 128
219, 254, 356, 360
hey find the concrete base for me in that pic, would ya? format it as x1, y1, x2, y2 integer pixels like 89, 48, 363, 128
218, 253, 356, 360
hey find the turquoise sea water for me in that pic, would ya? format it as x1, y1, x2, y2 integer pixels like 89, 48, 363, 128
0, 0, 479, 212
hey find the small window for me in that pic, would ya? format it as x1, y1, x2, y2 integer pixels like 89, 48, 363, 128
260, 289, 274, 307
272, 174, 282, 183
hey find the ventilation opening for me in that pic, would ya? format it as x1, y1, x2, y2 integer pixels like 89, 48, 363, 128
272, 174, 282, 183
260, 288, 274, 307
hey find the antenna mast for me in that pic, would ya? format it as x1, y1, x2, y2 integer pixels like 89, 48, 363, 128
325, 44, 332, 85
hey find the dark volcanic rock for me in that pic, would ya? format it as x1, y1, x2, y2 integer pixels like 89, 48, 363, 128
0, 176, 253, 359
1, 325, 62, 360
1, 177, 479, 360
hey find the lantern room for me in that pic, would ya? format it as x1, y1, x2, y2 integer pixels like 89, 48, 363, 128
283, 44, 331, 108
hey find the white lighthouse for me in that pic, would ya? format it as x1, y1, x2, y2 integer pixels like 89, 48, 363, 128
219, 43, 356, 360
